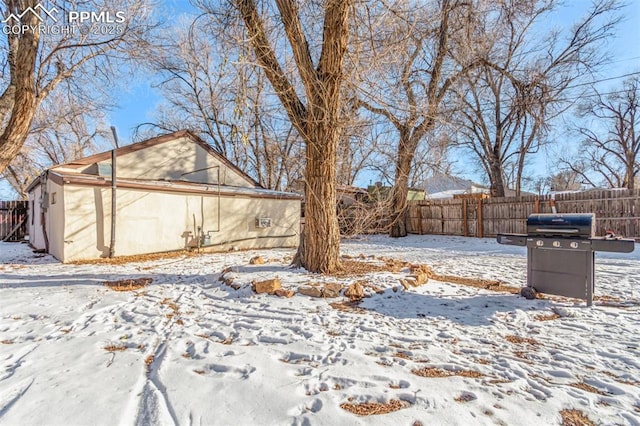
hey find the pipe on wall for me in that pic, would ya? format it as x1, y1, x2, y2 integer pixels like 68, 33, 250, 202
109, 127, 119, 258
109, 149, 116, 258
198, 233, 298, 249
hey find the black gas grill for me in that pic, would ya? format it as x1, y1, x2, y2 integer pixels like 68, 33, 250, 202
497, 213, 635, 306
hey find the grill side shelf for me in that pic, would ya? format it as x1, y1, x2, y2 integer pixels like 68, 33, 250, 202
496, 233, 527, 247
591, 238, 636, 253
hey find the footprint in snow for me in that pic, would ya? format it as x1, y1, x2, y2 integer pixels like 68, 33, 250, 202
287, 398, 323, 416
304, 382, 331, 396
454, 391, 477, 402
201, 363, 255, 380
294, 367, 314, 377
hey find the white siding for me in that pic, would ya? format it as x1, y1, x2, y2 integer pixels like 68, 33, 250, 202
60, 185, 299, 262
27, 184, 45, 250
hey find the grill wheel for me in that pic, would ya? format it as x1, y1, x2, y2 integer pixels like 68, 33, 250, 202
520, 286, 537, 300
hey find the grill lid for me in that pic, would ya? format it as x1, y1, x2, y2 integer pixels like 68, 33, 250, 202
527, 213, 595, 238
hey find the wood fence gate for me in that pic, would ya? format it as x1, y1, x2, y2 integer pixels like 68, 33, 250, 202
0, 200, 28, 242
407, 196, 484, 237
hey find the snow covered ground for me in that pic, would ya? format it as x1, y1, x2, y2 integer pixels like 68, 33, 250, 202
1, 235, 639, 425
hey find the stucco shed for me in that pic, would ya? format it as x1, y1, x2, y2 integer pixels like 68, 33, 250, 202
26, 130, 300, 262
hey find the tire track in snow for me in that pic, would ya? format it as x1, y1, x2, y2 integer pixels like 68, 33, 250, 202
132, 341, 179, 426
130, 287, 187, 426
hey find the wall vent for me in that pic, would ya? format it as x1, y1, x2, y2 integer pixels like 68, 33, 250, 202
255, 218, 272, 228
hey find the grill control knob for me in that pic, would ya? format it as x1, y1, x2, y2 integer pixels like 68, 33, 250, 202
536, 240, 544, 247
553, 241, 560, 248
570, 242, 578, 249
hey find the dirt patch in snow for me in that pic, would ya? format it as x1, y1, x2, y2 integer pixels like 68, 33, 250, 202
351, 256, 516, 294
454, 392, 477, 402
340, 399, 409, 416
392, 351, 411, 360
559, 409, 596, 426
412, 367, 484, 378
330, 259, 403, 276
603, 371, 640, 386
72, 250, 197, 265
329, 300, 367, 314
568, 382, 609, 395
535, 313, 561, 321
104, 344, 127, 352
431, 273, 517, 293
505, 335, 540, 346
103, 277, 152, 291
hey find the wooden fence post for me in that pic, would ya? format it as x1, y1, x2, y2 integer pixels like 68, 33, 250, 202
463, 199, 468, 237
0, 200, 29, 241
477, 198, 483, 238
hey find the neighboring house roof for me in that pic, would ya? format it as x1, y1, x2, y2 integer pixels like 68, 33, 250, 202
428, 189, 471, 199
504, 188, 536, 197
422, 174, 537, 199
421, 173, 488, 195
337, 185, 368, 195
26, 130, 270, 194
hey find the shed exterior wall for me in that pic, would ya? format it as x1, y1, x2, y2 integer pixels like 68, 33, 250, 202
27, 179, 64, 258
28, 184, 45, 250
60, 184, 299, 262
47, 180, 65, 261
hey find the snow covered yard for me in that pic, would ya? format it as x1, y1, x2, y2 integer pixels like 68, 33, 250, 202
1, 235, 639, 425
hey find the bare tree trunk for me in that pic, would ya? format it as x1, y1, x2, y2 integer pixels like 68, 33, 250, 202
515, 154, 525, 197
626, 152, 635, 191
301, 129, 341, 272
389, 148, 412, 237
489, 159, 506, 197
0, 0, 40, 175
1, 0, 153, 177
355, 0, 472, 238
236, 0, 350, 273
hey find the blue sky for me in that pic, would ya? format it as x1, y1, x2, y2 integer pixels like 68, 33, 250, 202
107, 0, 199, 144
1, 0, 639, 198
107, 0, 640, 183
534, 0, 640, 190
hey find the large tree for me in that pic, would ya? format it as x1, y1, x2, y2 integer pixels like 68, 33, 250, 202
452, 0, 621, 197
226, 0, 352, 272
1, 88, 109, 198
352, 0, 478, 237
0, 0, 154, 175
139, 15, 304, 191
563, 76, 640, 190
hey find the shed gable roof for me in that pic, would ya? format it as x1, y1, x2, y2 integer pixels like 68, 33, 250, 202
56, 130, 261, 188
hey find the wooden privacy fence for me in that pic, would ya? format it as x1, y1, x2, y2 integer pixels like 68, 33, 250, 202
0, 200, 28, 242
406, 189, 640, 239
